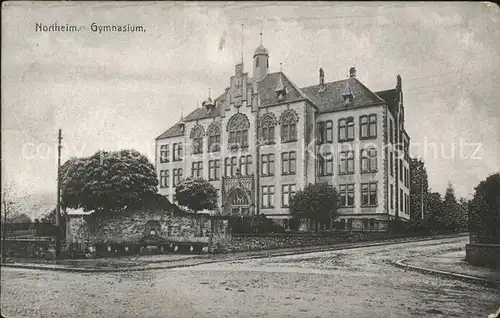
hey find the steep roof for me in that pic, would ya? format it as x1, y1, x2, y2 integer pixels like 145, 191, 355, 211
183, 93, 225, 122
375, 88, 398, 119
258, 72, 311, 107
301, 77, 385, 113
155, 122, 185, 140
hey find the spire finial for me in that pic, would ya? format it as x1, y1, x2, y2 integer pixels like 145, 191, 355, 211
260, 20, 263, 45
241, 23, 244, 63
208, 88, 211, 98
180, 108, 184, 121
280, 63, 283, 72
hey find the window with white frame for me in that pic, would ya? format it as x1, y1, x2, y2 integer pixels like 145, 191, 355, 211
281, 151, 296, 175
239, 155, 252, 176
160, 145, 169, 163
261, 154, 275, 176
173, 168, 183, 187
339, 184, 355, 207
361, 182, 377, 206
209, 160, 220, 180
339, 151, 354, 174
173, 143, 183, 161
261, 185, 275, 208
339, 117, 354, 141
282, 184, 296, 208
191, 161, 203, 178
318, 152, 333, 176
159, 170, 169, 188
361, 148, 377, 173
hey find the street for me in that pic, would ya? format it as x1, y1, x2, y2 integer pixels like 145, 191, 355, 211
1, 236, 498, 317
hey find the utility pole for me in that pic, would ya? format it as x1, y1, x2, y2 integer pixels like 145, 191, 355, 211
420, 173, 424, 220
55, 129, 62, 259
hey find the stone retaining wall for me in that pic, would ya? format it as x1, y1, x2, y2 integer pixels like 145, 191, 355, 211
466, 243, 500, 269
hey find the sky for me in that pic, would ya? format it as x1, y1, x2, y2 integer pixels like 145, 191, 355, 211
2, 1, 499, 199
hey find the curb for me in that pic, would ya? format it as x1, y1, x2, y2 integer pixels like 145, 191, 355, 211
1, 234, 468, 273
394, 259, 500, 289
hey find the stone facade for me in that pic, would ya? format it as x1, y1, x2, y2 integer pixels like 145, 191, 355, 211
155, 40, 412, 230
66, 209, 230, 253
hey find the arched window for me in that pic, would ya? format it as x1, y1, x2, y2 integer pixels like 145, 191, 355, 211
279, 109, 298, 143
206, 121, 221, 152
190, 124, 205, 154
227, 113, 250, 148
259, 112, 277, 144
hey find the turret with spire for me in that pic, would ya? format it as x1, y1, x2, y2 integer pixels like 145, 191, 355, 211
202, 88, 215, 113
253, 29, 269, 82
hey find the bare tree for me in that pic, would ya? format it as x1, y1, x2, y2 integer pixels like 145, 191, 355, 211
1, 183, 21, 260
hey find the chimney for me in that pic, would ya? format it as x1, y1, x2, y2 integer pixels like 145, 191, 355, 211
349, 67, 356, 78
319, 68, 325, 85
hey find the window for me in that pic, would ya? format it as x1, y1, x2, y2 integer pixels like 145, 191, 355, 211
390, 152, 394, 176
339, 151, 354, 174
317, 121, 325, 144
405, 193, 409, 214
282, 184, 296, 208
261, 185, 275, 208
191, 161, 203, 178
389, 119, 394, 144
400, 159, 404, 182
361, 148, 377, 173
360, 114, 377, 139
261, 154, 275, 176
224, 157, 238, 177
261, 126, 275, 144
260, 113, 277, 144
339, 117, 354, 141
159, 170, 169, 188
227, 113, 250, 149
280, 109, 298, 142
173, 168, 183, 187
209, 160, 220, 180
318, 152, 333, 176
361, 183, 377, 206
231, 157, 237, 176
207, 121, 221, 152
239, 155, 252, 176
190, 125, 205, 154
256, 57, 260, 67
326, 121, 333, 143
160, 145, 169, 163
339, 184, 355, 207
225, 158, 231, 177
281, 151, 296, 175
400, 189, 404, 212
173, 143, 183, 161
390, 184, 394, 209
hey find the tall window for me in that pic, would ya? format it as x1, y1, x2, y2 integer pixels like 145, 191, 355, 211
339, 117, 354, 141
207, 121, 221, 153
260, 113, 277, 144
280, 109, 298, 143
239, 155, 252, 176
159, 170, 169, 188
318, 152, 333, 176
261, 154, 275, 176
190, 125, 205, 154
209, 160, 220, 180
224, 157, 238, 177
173, 168, 183, 187
361, 182, 377, 206
160, 145, 169, 163
317, 120, 333, 144
281, 151, 296, 175
390, 152, 394, 176
256, 57, 260, 67
227, 113, 250, 149
191, 161, 203, 178
361, 148, 377, 173
390, 184, 394, 209
339, 184, 355, 207
282, 184, 296, 208
173, 143, 183, 161
400, 189, 404, 212
339, 151, 354, 174
261, 185, 275, 208
389, 119, 394, 144
400, 159, 404, 182
231, 157, 237, 176
225, 158, 231, 177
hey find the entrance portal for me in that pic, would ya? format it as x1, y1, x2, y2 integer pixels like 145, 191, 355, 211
224, 188, 251, 217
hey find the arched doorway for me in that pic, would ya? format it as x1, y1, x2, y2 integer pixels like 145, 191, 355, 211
224, 188, 251, 217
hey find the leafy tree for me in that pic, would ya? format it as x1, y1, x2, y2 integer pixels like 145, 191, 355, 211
410, 158, 429, 221
174, 177, 218, 213
442, 183, 462, 232
289, 183, 338, 230
469, 173, 500, 244
425, 191, 445, 233
60, 149, 158, 214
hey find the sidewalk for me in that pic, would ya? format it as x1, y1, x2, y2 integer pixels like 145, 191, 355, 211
1, 233, 468, 273
395, 250, 500, 288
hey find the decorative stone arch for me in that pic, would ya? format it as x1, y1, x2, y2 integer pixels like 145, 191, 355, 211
190, 124, 205, 139
226, 113, 250, 132
258, 112, 278, 128
279, 108, 299, 125
206, 120, 221, 136
223, 188, 251, 217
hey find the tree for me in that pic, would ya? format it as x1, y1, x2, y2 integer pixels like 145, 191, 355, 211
174, 177, 218, 213
469, 173, 500, 244
425, 191, 445, 233
1, 183, 21, 259
60, 149, 158, 214
442, 183, 462, 232
289, 183, 338, 230
410, 158, 429, 221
